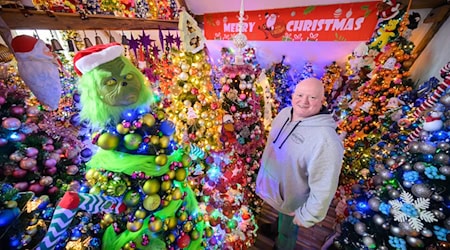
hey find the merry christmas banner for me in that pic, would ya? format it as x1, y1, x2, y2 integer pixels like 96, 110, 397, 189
203, 1, 379, 42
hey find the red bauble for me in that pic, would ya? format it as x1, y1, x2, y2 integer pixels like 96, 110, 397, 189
176, 234, 191, 248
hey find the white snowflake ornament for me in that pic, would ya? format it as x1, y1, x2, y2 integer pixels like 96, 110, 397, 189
389, 191, 437, 231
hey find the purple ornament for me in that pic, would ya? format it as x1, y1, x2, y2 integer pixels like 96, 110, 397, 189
70, 114, 81, 126
80, 148, 93, 158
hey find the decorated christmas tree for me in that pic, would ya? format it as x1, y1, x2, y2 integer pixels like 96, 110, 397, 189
334, 63, 450, 250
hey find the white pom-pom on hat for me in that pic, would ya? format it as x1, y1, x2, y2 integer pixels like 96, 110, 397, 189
73, 42, 123, 76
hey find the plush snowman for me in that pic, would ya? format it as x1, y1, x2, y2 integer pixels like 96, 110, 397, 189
423, 111, 443, 132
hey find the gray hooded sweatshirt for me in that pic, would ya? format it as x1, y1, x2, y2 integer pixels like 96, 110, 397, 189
256, 107, 344, 228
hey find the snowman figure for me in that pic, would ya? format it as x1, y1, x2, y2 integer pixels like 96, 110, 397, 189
423, 111, 443, 132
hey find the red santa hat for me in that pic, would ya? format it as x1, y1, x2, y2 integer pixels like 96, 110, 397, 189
73, 42, 123, 76
11, 35, 39, 53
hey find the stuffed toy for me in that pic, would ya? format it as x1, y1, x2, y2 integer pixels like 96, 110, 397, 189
11, 35, 62, 110
38, 43, 205, 250
369, 19, 400, 49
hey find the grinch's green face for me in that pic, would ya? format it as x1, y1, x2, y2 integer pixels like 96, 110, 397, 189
94, 57, 142, 106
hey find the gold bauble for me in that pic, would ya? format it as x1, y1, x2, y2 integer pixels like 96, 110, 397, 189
116, 123, 129, 134
183, 221, 193, 232
148, 217, 163, 232
161, 180, 172, 191
171, 187, 183, 200
155, 154, 168, 166
166, 216, 178, 229
159, 136, 170, 148
142, 114, 156, 127
97, 133, 120, 150
135, 209, 147, 219
142, 179, 160, 195
143, 194, 161, 211
150, 135, 160, 145
127, 220, 143, 232
175, 167, 187, 181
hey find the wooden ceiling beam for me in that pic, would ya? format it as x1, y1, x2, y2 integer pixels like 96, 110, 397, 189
0, 8, 179, 30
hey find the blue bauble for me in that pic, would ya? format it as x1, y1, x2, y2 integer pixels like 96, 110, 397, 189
0, 207, 20, 227
160, 120, 176, 136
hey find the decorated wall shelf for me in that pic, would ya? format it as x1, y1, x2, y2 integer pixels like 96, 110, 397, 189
0, 8, 179, 31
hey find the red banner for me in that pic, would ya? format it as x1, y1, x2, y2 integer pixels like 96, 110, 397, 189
203, 1, 379, 42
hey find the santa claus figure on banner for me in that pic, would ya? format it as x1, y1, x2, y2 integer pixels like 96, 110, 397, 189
11, 34, 62, 110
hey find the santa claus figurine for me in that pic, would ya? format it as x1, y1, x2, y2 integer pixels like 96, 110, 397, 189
11, 34, 62, 110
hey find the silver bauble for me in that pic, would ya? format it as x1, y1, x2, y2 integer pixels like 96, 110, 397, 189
368, 197, 381, 211
354, 222, 367, 236
233, 33, 247, 49
434, 152, 450, 165
377, 246, 389, 250
388, 189, 401, 199
432, 209, 445, 220
419, 142, 436, 154
374, 163, 385, 173
399, 222, 420, 236
362, 236, 375, 248
390, 226, 403, 237
444, 217, 450, 230
379, 169, 392, 180
385, 158, 396, 167
403, 180, 413, 188
421, 228, 433, 237
372, 175, 383, 186
373, 214, 385, 225
406, 236, 424, 247
408, 141, 421, 153
402, 163, 412, 171
439, 94, 450, 107
437, 141, 450, 151
411, 183, 432, 198
431, 193, 444, 202
420, 130, 429, 140
382, 223, 390, 230
413, 162, 426, 172
439, 166, 450, 176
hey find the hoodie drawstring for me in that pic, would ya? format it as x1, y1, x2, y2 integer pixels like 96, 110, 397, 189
273, 117, 302, 149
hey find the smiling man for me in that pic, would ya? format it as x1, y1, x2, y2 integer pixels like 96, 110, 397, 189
256, 77, 344, 250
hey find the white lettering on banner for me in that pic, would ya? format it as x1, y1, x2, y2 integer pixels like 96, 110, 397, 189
286, 17, 365, 32
224, 22, 256, 32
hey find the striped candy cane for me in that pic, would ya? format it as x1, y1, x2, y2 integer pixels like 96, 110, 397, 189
37, 192, 126, 250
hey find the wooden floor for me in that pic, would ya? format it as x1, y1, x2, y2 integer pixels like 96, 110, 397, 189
250, 202, 338, 250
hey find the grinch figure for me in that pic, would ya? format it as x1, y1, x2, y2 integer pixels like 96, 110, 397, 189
38, 43, 205, 250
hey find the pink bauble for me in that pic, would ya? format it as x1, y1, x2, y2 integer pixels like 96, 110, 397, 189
44, 166, 57, 176
2, 117, 21, 130
39, 176, 53, 186
28, 183, 45, 194
0, 96, 5, 105
14, 182, 29, 191
19, 158, 37, 170
222, 84, 230, 92
47, 186, 59, 195
26, 106, 40, 117
9, 151, 24, 162
66, 165, 79, 175
42, 144, 54, 152
12, 168, 27, 179
239, 93, 247, 100
10, 105, 25, 116
25, 147, 39, 158
44, 158, 57, 168
230, 106, 237, 112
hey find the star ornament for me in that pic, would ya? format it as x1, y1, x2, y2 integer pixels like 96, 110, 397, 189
389, 191, 437, 231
